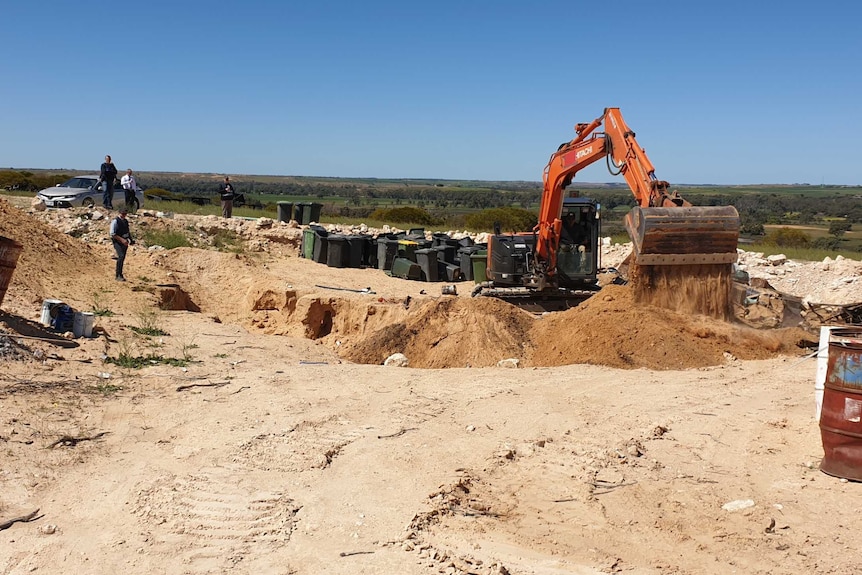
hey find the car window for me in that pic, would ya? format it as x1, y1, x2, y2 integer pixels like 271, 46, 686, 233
62, 178, 97, 189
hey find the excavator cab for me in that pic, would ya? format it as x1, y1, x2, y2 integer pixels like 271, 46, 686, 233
556, 198, 600, 286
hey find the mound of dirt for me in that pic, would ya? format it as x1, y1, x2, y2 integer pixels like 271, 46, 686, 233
340, 296, 536, 368
340, 284, 813, 370
0, 198, 108, 305
338, 285, 813, 370
529, 284, 812, 370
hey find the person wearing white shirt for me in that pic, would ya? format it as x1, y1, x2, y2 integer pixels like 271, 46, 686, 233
120, 169, 139, 212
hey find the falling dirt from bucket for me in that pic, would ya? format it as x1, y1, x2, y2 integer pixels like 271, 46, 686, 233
629, 262, 733, 320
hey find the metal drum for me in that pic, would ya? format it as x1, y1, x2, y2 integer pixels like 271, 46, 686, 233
819, 328, 862, 480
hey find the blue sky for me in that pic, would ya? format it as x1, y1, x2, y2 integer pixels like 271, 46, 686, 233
1, 0, 860, 185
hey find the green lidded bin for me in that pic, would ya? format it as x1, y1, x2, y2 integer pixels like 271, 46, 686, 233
276, 202, 294, 223
470, 250, 488, 284
391, 257, 422, 280
296, 202, 323, 225
397, 239, 419, 262
302, 228, 316, 259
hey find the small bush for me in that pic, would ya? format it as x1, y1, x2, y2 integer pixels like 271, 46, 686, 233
210, 229, 242, 251
130, 326, 170, 337
131, 308, 169, 337
369, 206, 440, 226
811, 237, 841, 251
91, 289, 114, 317
465, 207, 537, 233
763, 227, 810, 248
828, 221, 852, 237
87, 383, 123, 395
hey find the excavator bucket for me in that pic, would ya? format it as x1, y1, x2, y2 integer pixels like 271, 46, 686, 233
624, 206, 740, 266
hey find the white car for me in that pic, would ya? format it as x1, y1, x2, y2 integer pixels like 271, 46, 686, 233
37, 175, 144, 211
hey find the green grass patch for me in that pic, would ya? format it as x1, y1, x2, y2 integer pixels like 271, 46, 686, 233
106, 353, 189, 369
210, 228, 242, 251
744, 243, 861, 262
130, 326, 170, 337
144, 199, 275, 219
87, 383, 123, 396
141, 228, 192, 249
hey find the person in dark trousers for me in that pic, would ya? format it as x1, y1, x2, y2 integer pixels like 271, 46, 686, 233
219, 176, 236, 218
99, 155, 118, 210
109, 208, 134, 281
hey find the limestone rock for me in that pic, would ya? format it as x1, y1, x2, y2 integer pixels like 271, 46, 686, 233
384, 353, 409, 367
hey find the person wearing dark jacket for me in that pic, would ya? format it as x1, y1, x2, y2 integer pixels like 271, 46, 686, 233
219, 176, 236, 219
99, 155, 118, 210
560, 211, 588, 272
109, 208, 134, 281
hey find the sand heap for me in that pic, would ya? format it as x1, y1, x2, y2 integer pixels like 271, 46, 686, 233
0, 198, 108, 306
340, 285, 813, 370
529, 284, 810, 369
340, 296, 536, 368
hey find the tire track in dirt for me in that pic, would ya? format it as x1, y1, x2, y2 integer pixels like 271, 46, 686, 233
226, 416, 366, 473
132, 472, 300, 573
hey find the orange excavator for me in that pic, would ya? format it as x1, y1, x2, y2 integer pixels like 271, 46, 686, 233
474, 107, 740, 315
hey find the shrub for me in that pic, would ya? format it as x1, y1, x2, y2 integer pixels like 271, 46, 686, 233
210, 229, 241, 251
369, 206, 440, 226
763, 227, 810, 248
828, 221, 852, 237
465, 207, 537, 233
740, 221, 765, 236
812, 237, 841, 251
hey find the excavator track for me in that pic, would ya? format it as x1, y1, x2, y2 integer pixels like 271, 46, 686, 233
472, 282, 601, 314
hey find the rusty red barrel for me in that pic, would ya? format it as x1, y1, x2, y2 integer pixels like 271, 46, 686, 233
820, 328, 862, 480
0, 236, 24, 309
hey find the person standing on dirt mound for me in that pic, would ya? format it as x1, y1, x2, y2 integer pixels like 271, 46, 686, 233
98, 155, 118, 210
219, 176, 235, 219
109, 208, 135, 281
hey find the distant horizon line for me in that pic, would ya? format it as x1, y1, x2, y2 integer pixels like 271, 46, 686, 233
4, 166, 860, 188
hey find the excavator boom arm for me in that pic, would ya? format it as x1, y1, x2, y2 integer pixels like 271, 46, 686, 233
534, 108, 739, 273
602, 108, 681, 208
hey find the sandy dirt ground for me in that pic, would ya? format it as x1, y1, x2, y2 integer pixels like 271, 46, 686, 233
1, 196, 861, 575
